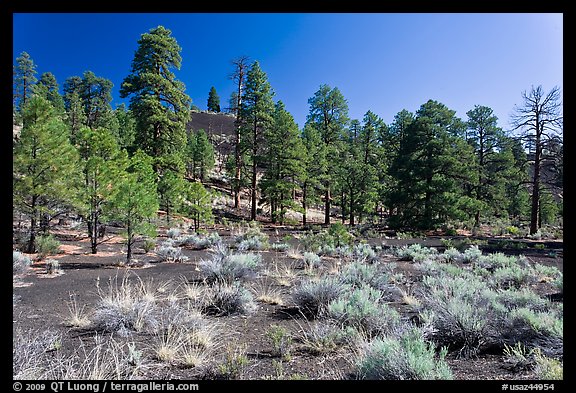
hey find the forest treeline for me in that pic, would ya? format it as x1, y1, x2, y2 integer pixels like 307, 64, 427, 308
13, 25, 563, 259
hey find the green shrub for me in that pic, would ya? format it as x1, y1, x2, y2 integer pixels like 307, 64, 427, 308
327, 285, 400, 337
141, 238, 156, 253
328, 223, 353, 247
492, 264, 535, 289
533, 349, 563, 380
461, 245, 482, 263
267, 325, 292, 360
355, 327, 452, 380
394, 244, 438, 262
420, 274, 494, 357
339, 261, 390, 291
217, 345, 249, 379
506, 226, 521, 236
353, 243, 378, 263
35, 234, 61, 259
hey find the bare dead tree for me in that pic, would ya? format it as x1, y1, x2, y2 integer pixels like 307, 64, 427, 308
229, 55, 250, 209
511, 85, 563, 234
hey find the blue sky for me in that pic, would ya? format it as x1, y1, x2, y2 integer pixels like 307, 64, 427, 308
13, 13, 562, 130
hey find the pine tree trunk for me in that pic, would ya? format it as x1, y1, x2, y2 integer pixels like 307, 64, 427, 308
349, 189, 355, 226
90, 211, 98, 254
251, 160, 257, 221
302, 183, 307, 226
324, 184, 331, 225
40, 212, 50, 234
126, 227, 133, 264
530, 126, 542, 235
27, 196, 38, 253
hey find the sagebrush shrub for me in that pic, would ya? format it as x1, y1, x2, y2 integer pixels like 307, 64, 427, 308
292, 277, 349, 318
202, 281, 256, 316
439, 247, 462, 263
339, 261, 390, 291
476, 252, 519, 271
178, 232, 221, 249
166, 228, 181, 239
327, 285, 400, 337
419, 274, 494, 357
302, 252, 321, 268
461, 245, 482, 263
13, 250, 31, 275
199, 252, 260, 284
155, 243, 189, 263
491, 264, 535, 289
501, 307, 563, 358
353, 243, 378, 263
394, 244, 438, 262
233, 224, 269, 246
355, 327, 452, 380
269, 242, 290, 252
45, 258, 62, 275
92, 275, 159, 335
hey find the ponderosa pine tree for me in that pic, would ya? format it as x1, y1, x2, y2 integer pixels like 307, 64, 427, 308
120, 25, 191, 171
79, 71, 115, 130
13, 96, 80, 253
76, 127, 128, 254
108, 150, 158, 264
511, 85, 563, 234
261, 101, 305, 224
336, 111, 382, 225
240, 61, 275, 221
63, 72, 115, 137
13, 51, 37, 118
113, 103, 137, 153
187, 129, 215, 182
229, 55, 250, 209
466, 105, 517, 227
306, 85, 349, 225
63, 76, 86, 142
300, 123, 326, 226
156, 154, 187, 225
35, 72, 65, 115
207, 86, 221, 112
388, 100, 476, 229
182, 182, 213, 233
379, 109, 414, 219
